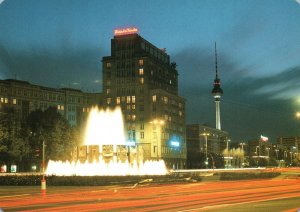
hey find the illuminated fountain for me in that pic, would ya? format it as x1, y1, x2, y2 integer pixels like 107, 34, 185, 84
46, 107, 167, 176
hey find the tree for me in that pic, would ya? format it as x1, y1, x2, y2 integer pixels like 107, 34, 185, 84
0, 106, 31, 171
25, 107, 78, 163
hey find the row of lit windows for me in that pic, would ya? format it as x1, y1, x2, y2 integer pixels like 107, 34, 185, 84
126, 123, 144, 131
106, 59, 143, 69
126, 114, 136, 121
0, 97, 17, 105
1, 87, 87, 105
152, 95, 184, 108
109, 96, 136, 105
57, 105, 65, 111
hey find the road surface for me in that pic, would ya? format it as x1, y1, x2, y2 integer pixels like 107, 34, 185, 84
1, 177, 300, 211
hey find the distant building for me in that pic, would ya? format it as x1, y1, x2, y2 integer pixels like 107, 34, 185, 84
277, 136, 299, 164
247, 138, 272, 158
102, 28, 186, 169
0, 79, 102, 126
277, 136, 300, 153
186, 124, 228, 167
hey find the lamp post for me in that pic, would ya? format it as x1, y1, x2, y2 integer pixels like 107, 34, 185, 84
240, 142, 246, 167
275, 149, 279, 160
201, 132, 210, 169
284, 150, 287, 165
266, 147, 270, 158
41, 140, 46, 194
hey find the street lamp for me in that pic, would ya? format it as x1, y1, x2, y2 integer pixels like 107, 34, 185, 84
266, 147, 270, 158
256, 146, 259, 157
239, 142, 246, 167
275, 149, 279, 160
201, 132, 210, 169
41, 140, 46, 194
240, 142, 245, 151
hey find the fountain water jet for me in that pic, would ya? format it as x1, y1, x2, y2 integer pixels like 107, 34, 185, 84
46, 107, 167, 176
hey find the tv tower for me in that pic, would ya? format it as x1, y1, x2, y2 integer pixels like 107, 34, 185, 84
211, 42, 223, 130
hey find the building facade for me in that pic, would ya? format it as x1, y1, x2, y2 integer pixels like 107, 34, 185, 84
247, 138, 272, 159
0, 79, 102, 127
186, 124, 228, 168
277, 136, 300, 153
277, 136, 300, 165
102, 28, 186, 169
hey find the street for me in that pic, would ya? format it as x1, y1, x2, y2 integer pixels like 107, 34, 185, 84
1, 177, 300, 211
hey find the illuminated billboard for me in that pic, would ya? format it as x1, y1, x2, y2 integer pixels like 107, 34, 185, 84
114, 27, 138, 36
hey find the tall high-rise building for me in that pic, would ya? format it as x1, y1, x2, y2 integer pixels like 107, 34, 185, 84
102, 28, 186, 169
211, 43, 223, 130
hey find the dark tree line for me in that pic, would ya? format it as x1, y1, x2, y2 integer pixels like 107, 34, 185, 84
0, 106, 80, 172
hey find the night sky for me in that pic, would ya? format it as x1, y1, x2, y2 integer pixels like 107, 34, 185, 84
1, 0, 300, 142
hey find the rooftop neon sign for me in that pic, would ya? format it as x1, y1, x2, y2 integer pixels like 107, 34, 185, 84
114, 27, 138, 36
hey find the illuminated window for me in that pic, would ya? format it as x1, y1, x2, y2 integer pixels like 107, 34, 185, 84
152, 95, 156, 102
139, 68, 144, 75
126, 96, 131, 103
132, 114, 136, 121
169, 80, 172, 84
140, 78, 144, 84
132, 96, 135, 103
116, 97, 120, 104
121, 96, 125, 102
107, 98, 111, 105
139, 59, 144, 66
106, 62, 111, 68
0, 97, 4, 103
13, 99, 17, 105
106, 89, 110, 94
132, 104, 136, 110
179, 111, 183, 117
57, 105, 64, 111
83, 108, 86, 112
4, 98, 8, 104
163, 96, 168, 104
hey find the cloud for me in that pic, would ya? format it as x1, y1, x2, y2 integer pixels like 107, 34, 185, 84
0, 0, 4, 5
296, 0, 300, 5
173, 45, 300, 141
0, 44, 103, 92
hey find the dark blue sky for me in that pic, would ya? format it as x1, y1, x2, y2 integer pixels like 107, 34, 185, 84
1, 0, 300, 142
